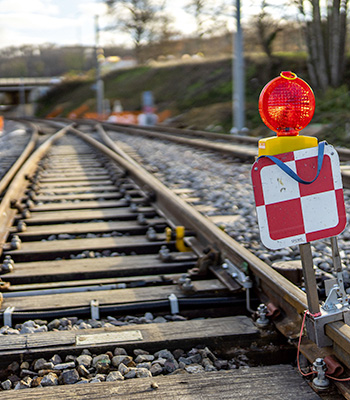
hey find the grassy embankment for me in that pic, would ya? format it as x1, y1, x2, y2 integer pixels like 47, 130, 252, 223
36, 54, 350, 146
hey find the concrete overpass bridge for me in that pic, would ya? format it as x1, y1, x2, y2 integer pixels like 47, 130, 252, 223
0, 77, 62, 116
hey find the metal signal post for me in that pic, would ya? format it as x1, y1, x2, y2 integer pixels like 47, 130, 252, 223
95, 15, 104, 118
252, 71, 349, 348
231, 0, 245, 134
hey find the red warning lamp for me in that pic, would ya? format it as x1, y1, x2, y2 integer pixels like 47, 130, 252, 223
259, 71, 315, 136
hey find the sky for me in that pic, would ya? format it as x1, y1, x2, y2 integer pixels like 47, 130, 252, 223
0, 0, 208, 49
0, 0, 288, 50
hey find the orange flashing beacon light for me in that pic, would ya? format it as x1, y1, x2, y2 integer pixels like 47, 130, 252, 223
258, 71, 318, 156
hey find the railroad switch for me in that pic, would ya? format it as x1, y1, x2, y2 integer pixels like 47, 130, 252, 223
312, 358, 330, 390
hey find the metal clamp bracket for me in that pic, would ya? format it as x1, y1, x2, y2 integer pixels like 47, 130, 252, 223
222, 259, 252, 289
168, 293, 179, 314
306, 278, 350, 347
90, 299, 100, 320
4, 306, 15, 327
302, 237, 350, 347
306, 306, 350, 347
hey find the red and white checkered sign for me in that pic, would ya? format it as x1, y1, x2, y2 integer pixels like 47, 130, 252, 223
251, 145, 346, 250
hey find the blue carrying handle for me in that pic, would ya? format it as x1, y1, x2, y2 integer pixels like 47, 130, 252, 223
257, 141, 326, 185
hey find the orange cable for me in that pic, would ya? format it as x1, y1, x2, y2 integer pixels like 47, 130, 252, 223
297, 310, 350, 381
297, 310, 316, 377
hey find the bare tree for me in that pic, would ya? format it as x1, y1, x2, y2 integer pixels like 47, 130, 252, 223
292, 0, 349, 89
185, 0, 206, 38
252, 1, 283, 59
105, 0, 164, 62
185, 0, 228, 39
148, 0, 178, 43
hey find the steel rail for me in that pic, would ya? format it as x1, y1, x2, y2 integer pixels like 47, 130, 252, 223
105, 122, 350, 162
91, 123, 350, 372
3, 120, 350, 377
21, 117, 350, 164
99, 121, 257, 161
100, 120, 350, 161
0, 122, 38, 196
35, 117, 258, 161
8, 120, 350, 359
73, 125, 307, 311
103, 121, 260, 145
97, 120, 350, 191
31, 116, 260, 146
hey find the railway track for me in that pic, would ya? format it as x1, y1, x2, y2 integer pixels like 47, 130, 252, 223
50, 117, 350, 187
0, 121, 38, 196
100, 121, 350, 186
0, 119, 349, 398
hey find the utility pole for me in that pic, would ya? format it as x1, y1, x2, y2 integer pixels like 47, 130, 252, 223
19, 78, 26, 117
231, 0, 245, 134
95, 15, 104, 118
